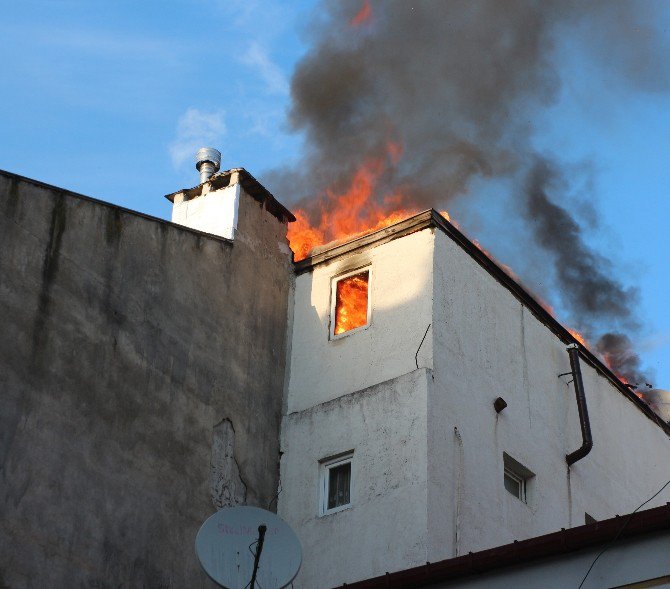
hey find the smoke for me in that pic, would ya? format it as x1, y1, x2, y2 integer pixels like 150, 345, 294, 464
596, 333, 647, 385
523, 158, 640, 332
523, 158, 648, 382
273, 1, 670, 383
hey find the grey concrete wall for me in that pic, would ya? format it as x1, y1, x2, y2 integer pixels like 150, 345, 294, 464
0, 171, 293, 587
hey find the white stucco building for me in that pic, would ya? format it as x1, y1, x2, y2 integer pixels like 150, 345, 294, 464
277, 210, 670, 588
164, 165, 670, 588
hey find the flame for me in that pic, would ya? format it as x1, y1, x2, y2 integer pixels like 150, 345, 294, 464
599, 349, 633, 387
334, 271, 370, 335
287, 145, 592, 355
350, 0, 372, 26
288, 149, 414, 261
568, 329, 586, 346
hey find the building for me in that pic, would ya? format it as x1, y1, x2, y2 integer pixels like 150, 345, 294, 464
278, 211, 670, 588
1, 154, 670, 587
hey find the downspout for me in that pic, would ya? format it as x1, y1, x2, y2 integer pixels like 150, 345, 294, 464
565, 344, 593, 466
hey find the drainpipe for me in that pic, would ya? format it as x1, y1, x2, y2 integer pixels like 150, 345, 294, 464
565, 343, 593, 466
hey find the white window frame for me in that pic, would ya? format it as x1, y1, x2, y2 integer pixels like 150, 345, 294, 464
503, 452, 534, 504
329, 267, 372, 340
319, 452, 354, 516
504, 467, 526, 502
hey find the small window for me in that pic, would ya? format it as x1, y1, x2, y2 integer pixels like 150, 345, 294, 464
504, 468, 526, 501
319, 453, 353, 515
503, 452, 534, 504
330, 269, 371, 338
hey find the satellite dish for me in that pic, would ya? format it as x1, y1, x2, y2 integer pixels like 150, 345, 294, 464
195, 506, 302, 589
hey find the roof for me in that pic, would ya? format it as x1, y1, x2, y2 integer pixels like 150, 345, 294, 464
295, 209, 670, 437
164, 167, 296, 224
339, 503, 670, 588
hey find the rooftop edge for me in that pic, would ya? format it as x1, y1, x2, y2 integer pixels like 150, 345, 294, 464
340, 502, 670, 588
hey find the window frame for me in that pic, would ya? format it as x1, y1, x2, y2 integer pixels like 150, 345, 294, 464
502, 452, 535, 505
319, 452, 354, 516
329, 267, 372, 340
504, 467, 526, 502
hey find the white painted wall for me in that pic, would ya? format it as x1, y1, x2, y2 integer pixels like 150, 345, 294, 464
429, 229, 670, 560
171, 183, 240, 239
279, 369, 431, 588
286, 229, 435, 413
280, 225, 670, 587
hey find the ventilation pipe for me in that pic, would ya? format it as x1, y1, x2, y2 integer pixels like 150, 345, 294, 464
195, 147, 221, 184
565, 343, 593, 466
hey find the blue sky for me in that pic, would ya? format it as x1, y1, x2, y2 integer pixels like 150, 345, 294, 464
1, 1, 669, 389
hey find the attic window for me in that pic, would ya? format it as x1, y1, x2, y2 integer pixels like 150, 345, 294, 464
331, 269, 371, 338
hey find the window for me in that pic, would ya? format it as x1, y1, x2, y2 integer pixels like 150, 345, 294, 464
319, 453, 353, 515
330, 269, 371, 338
504, 468, 526, 501
503, 452, 534, 504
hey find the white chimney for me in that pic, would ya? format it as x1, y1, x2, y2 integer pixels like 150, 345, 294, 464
168, 148, 241, 240
164, 149, 295, 241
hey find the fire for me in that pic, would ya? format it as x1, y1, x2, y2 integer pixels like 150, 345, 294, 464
288, 151, 414, 262
287, 144, 596, 354
568, 329, 586, 346
334, 271, 370, 335
350, 0, 372, 26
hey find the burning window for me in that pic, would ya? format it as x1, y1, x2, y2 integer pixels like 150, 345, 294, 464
331, 269, 370, 337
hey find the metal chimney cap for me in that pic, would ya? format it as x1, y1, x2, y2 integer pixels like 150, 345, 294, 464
195, 147, 221, 170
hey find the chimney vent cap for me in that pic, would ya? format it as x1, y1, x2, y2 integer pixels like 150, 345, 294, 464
195, 147, 221, 183
195, 147, 221, 169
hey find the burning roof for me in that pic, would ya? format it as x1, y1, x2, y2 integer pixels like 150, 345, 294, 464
290, 208, 670, 437
274, 1, 666, 400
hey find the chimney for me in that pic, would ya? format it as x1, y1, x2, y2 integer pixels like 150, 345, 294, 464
164, 148, 295, 241
195, 147, 221, 184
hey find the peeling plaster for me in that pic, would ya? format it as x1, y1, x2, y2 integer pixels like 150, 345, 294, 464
210, 419, 247, 509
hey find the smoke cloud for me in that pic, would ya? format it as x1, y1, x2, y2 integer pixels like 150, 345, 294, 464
274, 1, 670, 383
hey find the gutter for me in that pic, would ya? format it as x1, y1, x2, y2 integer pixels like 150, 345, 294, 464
565, 344, 593, 465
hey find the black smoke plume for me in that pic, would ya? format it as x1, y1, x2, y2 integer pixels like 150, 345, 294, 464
272, 1, 670, 383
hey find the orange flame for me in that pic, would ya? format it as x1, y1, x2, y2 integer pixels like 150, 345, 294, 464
350, 0, 372, 26
288, 149, 414, 261
568, 329, 586, 347
334, 271, 370, 335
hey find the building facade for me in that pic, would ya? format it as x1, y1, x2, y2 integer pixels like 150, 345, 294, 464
278, 212, 670, 587
1, 166, 669, 588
